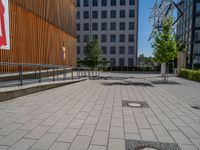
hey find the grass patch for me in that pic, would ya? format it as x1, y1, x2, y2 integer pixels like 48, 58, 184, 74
179, 69, 200, 82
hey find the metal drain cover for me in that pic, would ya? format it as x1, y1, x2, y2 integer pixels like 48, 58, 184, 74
127, 102, 143, 108
126, 140, 181, 150
135, 147, 160, 150
122, 100, 149, 108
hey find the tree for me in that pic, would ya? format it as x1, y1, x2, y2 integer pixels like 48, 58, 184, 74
152, 17, 178, 81
84, 39, 102, 68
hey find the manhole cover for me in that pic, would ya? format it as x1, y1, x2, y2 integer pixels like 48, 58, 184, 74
127, 102, 143, 108
134, 147, 160, 150
122, 100, 150, 108
125, 140, 181, 150
191, 106, 200, 109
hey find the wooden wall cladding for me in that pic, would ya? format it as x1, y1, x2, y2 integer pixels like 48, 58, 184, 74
0, 0, 77, 73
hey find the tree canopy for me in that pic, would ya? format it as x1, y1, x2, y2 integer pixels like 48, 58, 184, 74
152, 17, 178, 64
83, 39, 102, 68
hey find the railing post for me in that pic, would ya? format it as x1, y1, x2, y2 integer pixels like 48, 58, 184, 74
71, 68, 74, 80
39, 67, 41, 83
53, 68, 55, 81
19, 65, 23, 86
63, 68, 66, 80
57, 69, 59, 79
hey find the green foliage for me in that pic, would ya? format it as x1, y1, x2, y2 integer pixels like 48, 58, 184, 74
152, 17, 178, 64
179, 69, 200, 82
84, 39, 102, 68
176, 40, 187, 53
138, 53, 157, 68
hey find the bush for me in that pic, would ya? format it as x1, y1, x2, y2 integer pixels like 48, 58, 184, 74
179, 69, 200, 82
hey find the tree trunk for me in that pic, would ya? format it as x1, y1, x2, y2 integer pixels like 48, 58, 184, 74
161, 63, 167, 82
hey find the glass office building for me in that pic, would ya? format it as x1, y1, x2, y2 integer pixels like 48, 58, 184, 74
177, 0, 200, 68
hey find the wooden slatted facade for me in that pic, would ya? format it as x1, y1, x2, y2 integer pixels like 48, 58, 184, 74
0, 0, 77, 73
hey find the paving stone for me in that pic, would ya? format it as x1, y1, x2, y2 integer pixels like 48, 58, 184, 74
69, 136, 91, 150
88, 145, 107, 150
124, 123, 139, 133
0, 123, 22, 136
78, 124, 95, 136
20, 119, 43, 131
108, 138, 125, 150
152, 125, 169, 136
31, 133, 58, 150
179, 144, 198, 150
57, 128, 79, 143
48, 123, 68, 134
110, 126, 124, 139
91, 131, 109, 146
0, 130, 28, 146
49, 142, 70, 150
25, 126, 50, 139
191, 138, 200, 148
169, 131, 192, 144
0, 146, 8, 150
140, 129, 157, 142
68, 119, 85, 129
85, 116, 99, 125
125, 133, 141, 140
8, 138, 35, 150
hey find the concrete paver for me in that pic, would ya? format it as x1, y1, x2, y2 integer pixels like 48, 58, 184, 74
0, 73, 199, 150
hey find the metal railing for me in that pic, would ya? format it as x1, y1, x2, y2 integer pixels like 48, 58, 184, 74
0, 62, 100, 86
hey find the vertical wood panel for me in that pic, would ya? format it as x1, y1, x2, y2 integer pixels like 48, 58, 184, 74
0, 0, 77, 73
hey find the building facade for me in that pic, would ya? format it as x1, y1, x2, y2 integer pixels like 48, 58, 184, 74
177, 0, 200, 68
76, 0, 138, 67
0, 0, 77, 73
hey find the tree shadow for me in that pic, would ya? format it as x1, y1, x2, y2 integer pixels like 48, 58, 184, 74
151, 80, 181, 85
101, 81, 154, 87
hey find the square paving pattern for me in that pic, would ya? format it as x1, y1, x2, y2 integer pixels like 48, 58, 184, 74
0, 73, 200, 150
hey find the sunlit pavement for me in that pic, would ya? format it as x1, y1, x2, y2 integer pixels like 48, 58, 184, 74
0, 72, 199, 150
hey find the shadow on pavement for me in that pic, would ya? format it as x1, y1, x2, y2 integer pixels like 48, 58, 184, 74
101, 81, 154, 87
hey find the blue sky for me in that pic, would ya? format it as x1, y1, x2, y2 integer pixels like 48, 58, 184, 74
138, 0, 154, 57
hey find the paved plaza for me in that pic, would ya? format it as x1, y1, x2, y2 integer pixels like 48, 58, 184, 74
0, 73, 200, 150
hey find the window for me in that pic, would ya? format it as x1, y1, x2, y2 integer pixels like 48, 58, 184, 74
77, 0, 80, 7
120, 0, 126, 5
129, 35, 134, 42
129, 0, 135, 5
196, 17, 200, 27
92, 11, 98, 19
102, 0, 107, 6
120, 22, 125, 30
128, 58, 134, 67
101, 35, 107, 42
84, 35, 89, 43
119, 34, 125, 42
119, 58, 125, 67
110, 47, 116, 54
129, 22, 134, 30
84, 23, 89, 31
196, 3, 200, 14
119, 46, 125, 54
92, 23, 98, 31
128, 46, 134, 54
77, 11, 80, 19
101, 11, 107, 18
111, 0, 116, 6
77, 47, 80, 55
84, 11, 89, 19
120, 10, 126, 18
77, 35, 80, 43
195, 30, 200, 41
77, 23, 80, 31
110, 10, 116, 18
102, 47, 107, 54
129, 10, 135, 18
84, 0, 89, 7
110, 23, 116, 30
93, 0, 98, 6
101, 23, 107, 31
92, 34, 98, 40
110, 35, 116, 42
110, 58, 116, 67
